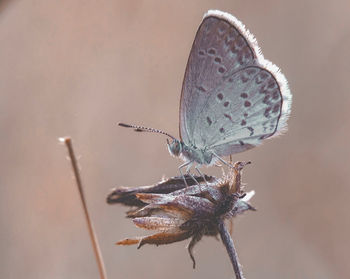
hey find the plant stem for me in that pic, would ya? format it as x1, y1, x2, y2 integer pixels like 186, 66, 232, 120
218, 220, 244, 279
60, 137, 107, 279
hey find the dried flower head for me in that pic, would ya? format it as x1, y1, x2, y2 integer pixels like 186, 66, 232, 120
108, 162, 255, 278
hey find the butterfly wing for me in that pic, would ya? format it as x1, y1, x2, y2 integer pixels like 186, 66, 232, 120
179, 10, 291, 155
195, 66, 289, 157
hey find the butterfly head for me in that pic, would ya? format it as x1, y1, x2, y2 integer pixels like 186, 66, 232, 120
167, 138, 183, 157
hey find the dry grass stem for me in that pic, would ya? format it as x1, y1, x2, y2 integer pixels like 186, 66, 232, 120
59, 137, 107, 279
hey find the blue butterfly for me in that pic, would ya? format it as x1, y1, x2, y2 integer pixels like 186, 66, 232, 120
120, 10, 292, 178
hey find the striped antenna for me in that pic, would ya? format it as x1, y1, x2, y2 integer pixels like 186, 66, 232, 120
118, 123, 177, 140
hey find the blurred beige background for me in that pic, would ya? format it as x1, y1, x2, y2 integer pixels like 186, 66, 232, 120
1, 0, 350, 278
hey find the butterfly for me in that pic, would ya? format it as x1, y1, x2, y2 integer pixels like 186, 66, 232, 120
119, 10, 292, 178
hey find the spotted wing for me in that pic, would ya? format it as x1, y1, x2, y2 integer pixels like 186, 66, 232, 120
179, 10, 291, 155
195, 66, 289, 156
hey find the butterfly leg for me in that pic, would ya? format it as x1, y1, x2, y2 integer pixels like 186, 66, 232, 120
211, 152, 234, 169
185, 162, 200, 185
179, 161, 196, 186
194, 165, 208, 185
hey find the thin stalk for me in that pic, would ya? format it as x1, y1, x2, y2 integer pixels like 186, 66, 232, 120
218, 220, 244, 279
60, 137, 107, 279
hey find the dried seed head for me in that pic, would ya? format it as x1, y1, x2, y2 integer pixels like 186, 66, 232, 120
108, 161, 254, 269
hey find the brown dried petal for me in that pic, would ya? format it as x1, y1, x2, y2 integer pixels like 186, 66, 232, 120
107, 186, 144, 207
133, 217, 184, 231
127, 204, 168, 218
136, 193, 215, 217
107, 175, 215, 206
229, 161, 251, 194
138, 230, 193, 248
231, 199, 256, 216
171, 183, 225, 203
116, 238, 140, 246
136, 193, 177, 205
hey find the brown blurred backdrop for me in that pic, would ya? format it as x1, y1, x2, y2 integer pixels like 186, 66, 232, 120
1, 0, 350, 278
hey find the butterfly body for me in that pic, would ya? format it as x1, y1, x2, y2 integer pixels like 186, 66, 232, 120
167, 139, 214, 165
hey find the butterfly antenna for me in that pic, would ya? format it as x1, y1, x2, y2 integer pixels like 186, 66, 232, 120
118, 123, 177, 140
